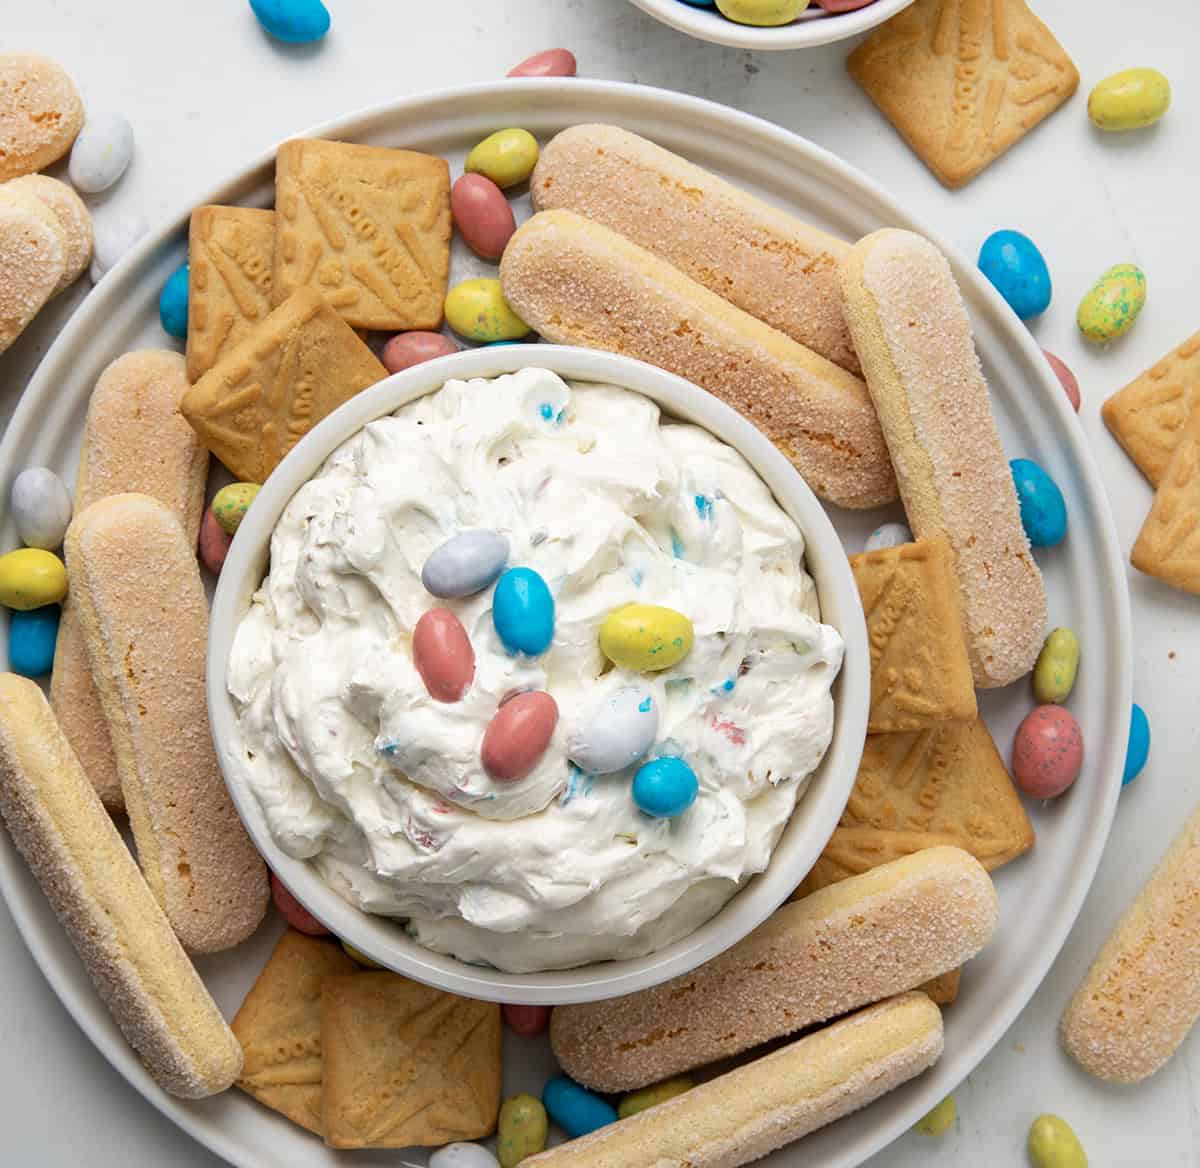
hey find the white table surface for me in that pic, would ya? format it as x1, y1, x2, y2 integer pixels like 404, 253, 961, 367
2, 1, 1198, 1164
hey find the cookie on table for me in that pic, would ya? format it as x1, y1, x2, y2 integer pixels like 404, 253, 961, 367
0, 52, 84, 182
5, 174, 92, 291
847, 0, 1078, 189
0, 184, 66, 354
273, 138, 451, 331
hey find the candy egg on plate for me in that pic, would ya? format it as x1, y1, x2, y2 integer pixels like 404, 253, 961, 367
10, 467, 72, 550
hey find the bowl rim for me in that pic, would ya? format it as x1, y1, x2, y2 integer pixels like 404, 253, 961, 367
624, 0, 916, 51
208, 343, 869, 1003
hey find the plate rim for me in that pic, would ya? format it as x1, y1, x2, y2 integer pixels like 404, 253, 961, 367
0, 77, 1131, 1168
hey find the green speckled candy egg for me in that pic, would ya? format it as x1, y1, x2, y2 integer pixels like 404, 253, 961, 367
1077, 263, 1145, 342
497, 1094, 548, 1167
212, 482, 261, 535
444, 278, 531, 342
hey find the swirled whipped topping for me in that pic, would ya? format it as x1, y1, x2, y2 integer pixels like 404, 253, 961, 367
228, 368, 843, 972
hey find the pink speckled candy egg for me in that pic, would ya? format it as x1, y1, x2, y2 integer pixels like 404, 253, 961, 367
1043, 349, 1080, 412
198, 506, 232, 575
502, 1003, 551, 1034
270, 872, 330, 935
382, 331, 458, 374
1013, 705, 1083, 798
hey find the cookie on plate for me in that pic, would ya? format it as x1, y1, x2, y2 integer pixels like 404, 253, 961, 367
0, 184, 67, 354
5, 174, 92, 291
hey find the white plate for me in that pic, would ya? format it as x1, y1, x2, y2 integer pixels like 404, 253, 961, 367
0, 80, 1130, 1168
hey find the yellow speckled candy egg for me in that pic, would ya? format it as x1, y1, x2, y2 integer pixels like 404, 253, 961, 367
212, 482, 260, 536
444, 278, 531, 342
465, 128, 539, 190
1088, 68, 1171, 131
0, 548, 68, 611
600, 604, 694, 672
716, 0, 809, 26
1077, 264, 1145, 342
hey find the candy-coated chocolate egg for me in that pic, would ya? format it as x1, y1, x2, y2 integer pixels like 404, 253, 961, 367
429, 1143, 500, 1168
249, 0, 331, 43
452, 173, 517, 260
813, 0, 877, 8
7, 605, 60, 678
445, 278, 531, 343
913, 1095, 956, 1137
1011, 458, 1067, 547
269, 872, 330, 936
498, 1094, 548, 1168
482, 691, 558, 781
716, 0, 809, 25
1088, 68, 1170, 132
978, 229, 1051, 320
381, 331, 458, 373
507, 49, 577, 78
423, 530, 510, 599
567, 687, 658, 775
465, 129, 539, 190
1028, 1114, 1087, 1168
617, 1076, 694, 1119
1012, 706, 1083, 799
501, 1003, 551, 1035
212, 482, 260, 535
10, 467, 72, 550
0, 548, 67, 610
68, 112, 134, 194
198, 507, 233, 576
542, 1076, 617, 1139
864, 522, 911, 553
633, 756, 699, 818
159, 262, 189, 339
1043, 349, 1080, 412
90, 211, 148, 283
1032, 627, 1080, 705
599, 604, 694, 672
413, 608, 475, 703
340, 941, 383, 969
1077, 263, 1145, 343
1123, 702, 1150, 786
492, 566, 554, 655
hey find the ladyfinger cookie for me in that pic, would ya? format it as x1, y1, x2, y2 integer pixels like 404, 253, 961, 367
64, 493, 267, 953
0, 674, 242, 1098
1060, 801, 1200, 1083
550, 846, 995, 1091
839, 229, 1046, 688
530, 124, 860, 375
51, 351, 209, 811
500, 210, 897, 510
528, 993, 942, 1168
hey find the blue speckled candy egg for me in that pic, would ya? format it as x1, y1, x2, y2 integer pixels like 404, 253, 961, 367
8, 605, 60, 678
249, 0, 331, 43
422, 530, 510, 599
864, 522, 912, 553
10, 468, 72, 550
568, 687, 659, 775
159, 263, 189, 339
978, 230, 1051, 320
542, 1076, 617, 1139
492, 567, 554, 656
632, 756, 699, 818
1123, 703, 1150, 786
1011, 458, 1067, 547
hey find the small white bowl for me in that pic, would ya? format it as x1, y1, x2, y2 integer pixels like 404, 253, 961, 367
208, 345, 868, 1004
627, 0, 915, 50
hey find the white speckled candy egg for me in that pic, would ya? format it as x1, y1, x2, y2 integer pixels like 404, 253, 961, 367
10, 468, 72, 550
428, 1143, 500, 1168
90, 211, 148, 282
68, 112, 134, 194
568, 687, 659, 775
864, 522, 912, 553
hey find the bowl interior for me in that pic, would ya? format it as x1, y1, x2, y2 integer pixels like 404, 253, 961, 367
209, 344, 869, 1004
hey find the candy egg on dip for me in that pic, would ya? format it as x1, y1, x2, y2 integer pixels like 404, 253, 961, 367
492, 566, 554, 655
633, 755, 699, 818
1088, 68, 1171, 132
568, 687, 658, 775
452, 173, 517, 260
382, 331, 458, 374
249, 0, 332, 43
423, 529, 510, 599
10, 467, 72, 550
413, 608, 475, 702
600, 604, 694, 672
482, 691, 558, 780
1013, 705, 1083, 798
716, 0, 809, 24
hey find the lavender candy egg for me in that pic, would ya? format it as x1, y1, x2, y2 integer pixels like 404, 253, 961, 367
568, 687, 659, 775
422, 530, 510, 599
10, 467, 72, 550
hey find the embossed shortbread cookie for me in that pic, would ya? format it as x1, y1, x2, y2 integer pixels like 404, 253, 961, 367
0, 52, 84, 182
6, 174, 92, 291
1103, 330, 1200, 487
273, 138, 451, 330
186, 206, 276, 380
0, 185, 66, 354
850, 538, 977, 734
847, 0, 1079, 189
1131, 401, 1200, 596
233, 930, 357, 1134
181, 287, 388, 484
321, 972, 501, 1149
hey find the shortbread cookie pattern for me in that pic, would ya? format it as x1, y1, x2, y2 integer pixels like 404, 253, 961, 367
850, 538, 977, 734
0, 675, 242, 1098
531, 124, 861, 375
527, 993, 942, 1168
6, 174, 92, 291
550, 847, 996, 1092
1061, 801, 1200, 1082
500, 209, 898, 510
0, 52, 84, 182
0, 185, 67, 354
233, 930, 358, 1133
186, 206, 276, 380
321, 972, 502, 1149
51, 351, 208, 811
273, 138, 451, 331
1130, 401, 1200, 595
181, 287, 388, 484
841, 228, 1046, 687
1103, 330, 1200, 487
65, 494, 267, 953
847, 0, 1079, 189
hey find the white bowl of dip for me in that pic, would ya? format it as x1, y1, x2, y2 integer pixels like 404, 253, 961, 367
209, 344, 868, 1004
